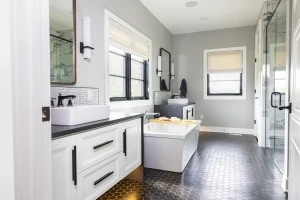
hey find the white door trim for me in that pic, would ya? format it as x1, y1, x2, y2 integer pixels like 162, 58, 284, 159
282, 0, 292, 192
255, 19, 264, 146
10, 0, 52, 199
0, 1, 15, 199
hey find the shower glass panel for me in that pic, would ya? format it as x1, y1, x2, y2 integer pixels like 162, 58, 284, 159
265, 0, 286, 172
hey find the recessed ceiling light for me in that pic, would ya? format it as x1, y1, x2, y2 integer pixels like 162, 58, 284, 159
201, 17, 209, 20
185, 1, 198, 7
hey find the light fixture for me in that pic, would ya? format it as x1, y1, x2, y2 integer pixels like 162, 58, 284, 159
185, 1, 198, 7
171, 63, 175, 80
80, 16, 95, 59
157, 56, 162, 77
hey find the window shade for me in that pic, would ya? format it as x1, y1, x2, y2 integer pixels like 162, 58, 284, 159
207, 50, 243, 73
109, 19, 150, 60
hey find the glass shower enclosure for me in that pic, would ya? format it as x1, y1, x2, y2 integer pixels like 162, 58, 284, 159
265, 0, 287, 172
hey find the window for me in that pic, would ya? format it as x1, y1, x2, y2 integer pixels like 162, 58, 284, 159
204, 47, 246, 99
106, 13, 151, 103
208, 73, 242, 95
109, 46, 149, 101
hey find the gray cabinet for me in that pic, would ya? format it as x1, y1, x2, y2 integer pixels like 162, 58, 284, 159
154, 103, 196, 120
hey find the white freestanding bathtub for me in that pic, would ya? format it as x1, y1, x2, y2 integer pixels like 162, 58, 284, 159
144, 121, 201, 172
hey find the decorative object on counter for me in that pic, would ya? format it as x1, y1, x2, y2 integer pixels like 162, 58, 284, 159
51, 87, 99, 106
81, 16, 95, 59
159, 48, 171, 91
180, 79, 187, 97
171, 93, 180, 99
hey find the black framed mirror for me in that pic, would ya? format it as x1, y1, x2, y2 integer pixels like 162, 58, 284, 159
49, 0, 76, 84
160, 48, 171, 91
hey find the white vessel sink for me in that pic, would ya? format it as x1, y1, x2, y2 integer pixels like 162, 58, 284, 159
168, 99, 189, 105
51, 105, 110, 125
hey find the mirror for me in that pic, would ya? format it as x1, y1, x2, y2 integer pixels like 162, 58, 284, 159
160, 48, 171, 91
49, 0, 76, 84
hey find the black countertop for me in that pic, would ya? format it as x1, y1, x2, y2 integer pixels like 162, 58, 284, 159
52, 112, 144, 139
155, 102, 195, 106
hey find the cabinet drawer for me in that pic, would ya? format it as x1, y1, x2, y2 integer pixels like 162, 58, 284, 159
76, 125, 121, 172
77, 153, 121, 200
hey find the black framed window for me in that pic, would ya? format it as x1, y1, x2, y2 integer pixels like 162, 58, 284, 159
207, 72, 242, 96
109, 46, 149, 101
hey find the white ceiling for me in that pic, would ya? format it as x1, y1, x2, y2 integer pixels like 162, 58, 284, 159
139, 0, 265, 34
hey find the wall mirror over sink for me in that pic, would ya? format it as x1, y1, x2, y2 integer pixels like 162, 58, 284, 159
49, 0, 76, 84
158, 48, 171, 91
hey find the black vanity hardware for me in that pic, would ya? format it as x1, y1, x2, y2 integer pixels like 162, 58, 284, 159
80, 42, 95, 55
93, 140, 114, 150
123, 130, 127, 156
57, 93, 76, 107
72, 146, 77, 185
192, 108, 194, 117
94, 171, 114, 186
156, 68, 163, 74
279, 103, 292, 113
186, 109, 192, 119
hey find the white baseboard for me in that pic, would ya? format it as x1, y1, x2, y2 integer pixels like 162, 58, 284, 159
200, 126, 255, 135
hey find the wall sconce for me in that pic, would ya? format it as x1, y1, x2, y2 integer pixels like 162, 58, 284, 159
80, 16, 95, 59
156, 56, 162, 77
171, 63, 175, 80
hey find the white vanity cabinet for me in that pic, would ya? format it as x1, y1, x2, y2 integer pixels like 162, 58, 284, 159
52, 118, 142, 200
183, 104, 195, 120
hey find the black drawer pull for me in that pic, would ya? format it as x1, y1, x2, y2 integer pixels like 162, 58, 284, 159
93, 140, 113, 150
94, 171, 114, 186
123, 130, 127, 156
72, 146, 77, 185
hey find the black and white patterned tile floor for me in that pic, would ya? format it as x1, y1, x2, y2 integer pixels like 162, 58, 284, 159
98, 132, 288, 200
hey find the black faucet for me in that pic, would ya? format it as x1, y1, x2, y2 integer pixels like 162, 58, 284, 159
57, 93, 76, 107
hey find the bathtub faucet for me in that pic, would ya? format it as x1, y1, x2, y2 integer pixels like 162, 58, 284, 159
144, 111, 160, 124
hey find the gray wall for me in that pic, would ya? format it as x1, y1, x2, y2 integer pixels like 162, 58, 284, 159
173, 26, 256, 129
54, 0, 173, 113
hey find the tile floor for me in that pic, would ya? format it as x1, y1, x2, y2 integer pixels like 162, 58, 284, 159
98, 132, 287, 200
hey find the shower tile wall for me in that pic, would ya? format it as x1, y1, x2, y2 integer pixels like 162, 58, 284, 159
153, 91, 172, 105
51, 87, 99, 106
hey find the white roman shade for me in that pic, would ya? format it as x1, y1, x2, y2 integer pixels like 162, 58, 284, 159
207, 50, 243, 74
109, 19, 150, 60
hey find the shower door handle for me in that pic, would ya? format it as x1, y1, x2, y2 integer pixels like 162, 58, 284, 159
271, 92, 282, 108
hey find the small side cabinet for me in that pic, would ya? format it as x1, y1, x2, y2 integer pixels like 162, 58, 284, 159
52, 118, 142, 200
